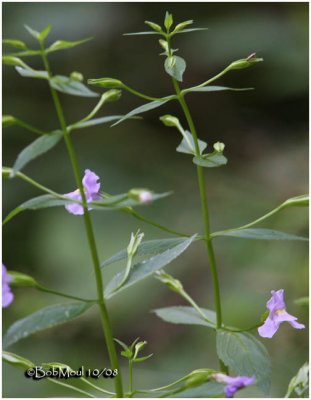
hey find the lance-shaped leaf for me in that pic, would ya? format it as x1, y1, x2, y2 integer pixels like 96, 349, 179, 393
50, 75, 99, 97
102, 237, 194, 268
16, 66, 48, 79
193, 153, 227, 168
3, 195, 74, 225
153, 306, 216, 328
104, 235, 197, 298
176, 130, 207, 155
216, 330, 271, 394
173, 27, 209, 35
3, 351, 34, 368
164, 55, 186, 82
12, 131, 63, 174
184, 85, 253, 94
69, 115, 125, 130
124, 31, 162, 36
213, 228, 308, 241
112, 99, 170, 126
3, 302, 93, 348
46, 38, 92, 53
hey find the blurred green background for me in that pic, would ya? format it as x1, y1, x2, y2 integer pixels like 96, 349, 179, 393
3, 2, 308, 398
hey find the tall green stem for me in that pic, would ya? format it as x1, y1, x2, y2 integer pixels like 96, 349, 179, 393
40, 43, 123, 397
167, 39, 226, 372
174, 81, 227, 373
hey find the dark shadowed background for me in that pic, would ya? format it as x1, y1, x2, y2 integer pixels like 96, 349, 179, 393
3, 2, 308, 398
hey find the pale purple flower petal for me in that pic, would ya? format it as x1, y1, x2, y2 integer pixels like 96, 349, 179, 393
64, 169, 101, 215
2, 264, 14, 308
213, 373, 256, 398
82, 169, 100, 200
258, 289, 305, 338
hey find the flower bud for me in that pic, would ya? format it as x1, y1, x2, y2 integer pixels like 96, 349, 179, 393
164, 11, 173, 30
127, 230, 144, 257
213, 141, 225, 153
145, 20, 162, 32
9, 271, 38, 287
227, 54, 263, 71
70, 71, 84, 82
101, 89, 122, 103
281, 194, 309, 209
2, 167, 12, 179
3, 115, 16, 128
133, 340, 147, 359
185, 369, 214, 388
159, 114, 180, 128
155, 270, 183, 294
88, 77, 124, 89
2, 56, 25, 67
128, 188, 153, 204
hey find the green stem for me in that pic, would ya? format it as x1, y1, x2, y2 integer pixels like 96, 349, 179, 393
180, 290, 216, 326
47, 378, 96, 398
128, 359, 134, 397
182, 66, 230, 95
125, 207, 192, 237
40, 43, 123, 397
15, 118, 47, 135
36, 284, 97, 303
167, 39, 227, 373
123, 84, 165, 102
211, 206, 282, 238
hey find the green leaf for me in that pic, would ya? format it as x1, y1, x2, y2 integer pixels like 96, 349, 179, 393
16, 66, 48, 79
216, 330, 271, 394
69, 115, 125, 130
176, 130, 207, 155
3, 351, 34, 368
3, 195, 74, 225
50, 75, 99, 97
12, 131, 63, 174
164, 56, 186, 82
46, 38, 92, 53
3, 50, 41, 58
39, 25, 52, 41
3, 39, 28, 50
24, 25, 40, 40
123, 31, 162, 36
153, 306, 216, 328
285, 362, 309, 398
3, 302, 93, 348
102, 237, 194, 268
3, 56, 28, 67
193, 153, 227, 168
104, 235, 197, 298
185, 86, 253, 94
112, 99, 169, 126
173, 28, 209, 35
215, 228, 308, 241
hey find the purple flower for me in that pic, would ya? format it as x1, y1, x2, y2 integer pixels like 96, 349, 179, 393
213, 373, 256, 398
258, 289, 305, 338
64, 169, 101, 215
2, 264, 14, 308
213, 373, 255, 398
